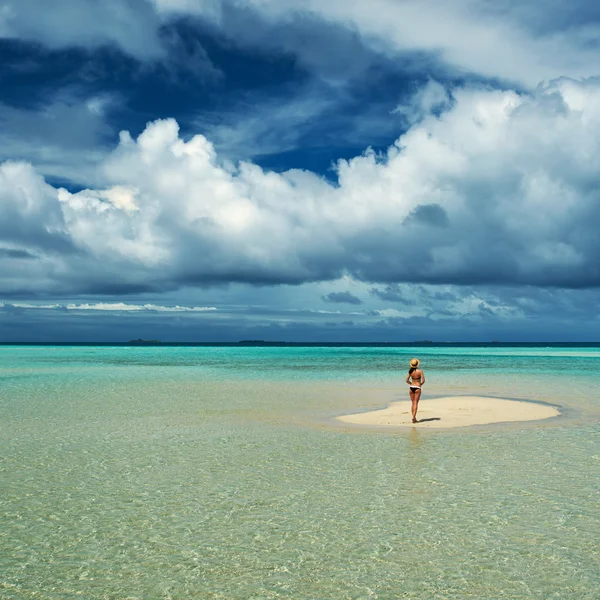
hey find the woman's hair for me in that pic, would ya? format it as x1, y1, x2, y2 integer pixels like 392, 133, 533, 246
408, 367, 417, 375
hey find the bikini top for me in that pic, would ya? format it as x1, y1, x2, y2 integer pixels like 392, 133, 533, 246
409, 369, 422, 382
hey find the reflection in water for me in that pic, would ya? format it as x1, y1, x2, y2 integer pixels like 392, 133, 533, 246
408, 426, 423, 449
405, 426, 430, 500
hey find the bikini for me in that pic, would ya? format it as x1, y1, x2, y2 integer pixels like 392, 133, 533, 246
409, 371, 422, 390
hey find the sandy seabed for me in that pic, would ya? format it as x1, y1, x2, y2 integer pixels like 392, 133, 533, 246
336, 395, 560, 429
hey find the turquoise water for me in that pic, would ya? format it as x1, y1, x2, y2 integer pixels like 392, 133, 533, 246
1, 346, 599, 599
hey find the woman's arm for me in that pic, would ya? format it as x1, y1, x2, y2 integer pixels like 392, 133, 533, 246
405, 372, 411, 384
420, 370, 425, 386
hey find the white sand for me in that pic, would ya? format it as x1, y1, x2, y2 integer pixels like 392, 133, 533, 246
336, 395, 560, 429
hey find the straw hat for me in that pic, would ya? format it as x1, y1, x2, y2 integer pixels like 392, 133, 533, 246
409, 358, 420, 368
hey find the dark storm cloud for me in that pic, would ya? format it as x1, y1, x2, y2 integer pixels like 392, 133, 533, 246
322, 292, 363, 305
76, 281, 163, 296
4, 284, 600, 341
482, 286, 600, 321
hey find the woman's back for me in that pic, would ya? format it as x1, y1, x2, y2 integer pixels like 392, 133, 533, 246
409, 368, 423, 384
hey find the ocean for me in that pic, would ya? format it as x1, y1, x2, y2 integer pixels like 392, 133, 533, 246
1, 345, 599, 599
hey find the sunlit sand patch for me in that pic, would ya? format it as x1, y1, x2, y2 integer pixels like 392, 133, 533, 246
336, 396, 560, 429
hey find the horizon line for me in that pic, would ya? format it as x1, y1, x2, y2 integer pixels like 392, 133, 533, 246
2, 341, 600, 346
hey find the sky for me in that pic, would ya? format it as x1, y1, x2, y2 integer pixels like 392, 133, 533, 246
2, 0, 600, 342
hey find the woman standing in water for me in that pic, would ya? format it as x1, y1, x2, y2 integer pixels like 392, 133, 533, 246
406, 358, 425, 423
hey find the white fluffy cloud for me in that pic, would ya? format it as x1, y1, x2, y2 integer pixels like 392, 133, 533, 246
3, 77, 600, 295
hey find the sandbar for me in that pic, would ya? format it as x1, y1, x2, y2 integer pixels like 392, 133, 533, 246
336, 396, 560, 429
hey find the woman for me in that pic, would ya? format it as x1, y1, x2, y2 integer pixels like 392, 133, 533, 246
405, 358, 425, 423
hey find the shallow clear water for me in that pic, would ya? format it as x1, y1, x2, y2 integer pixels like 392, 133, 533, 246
1, 346, 599, 599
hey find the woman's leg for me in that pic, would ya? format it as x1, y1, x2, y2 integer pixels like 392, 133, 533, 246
411, 389, 421, 423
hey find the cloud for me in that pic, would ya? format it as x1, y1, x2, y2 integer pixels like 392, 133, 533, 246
404, 203, 450, 228
322, 291, 363, 305
0, 161, 73, 253
1, 302, 216, 312
241, 0, 600, 86
4, 78, 600, 296
0, 90, 121, 185
0, 0, 164, 59
194, 73, 427, 176
195, 84, 336, 162
370, 285, 415, 305
2, 1, 600, 87
3, 279, 600, 341
393, 79, 452, 125
0, 247, 36, 259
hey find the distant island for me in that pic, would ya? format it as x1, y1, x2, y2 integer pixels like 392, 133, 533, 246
128, 339, 161, 344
